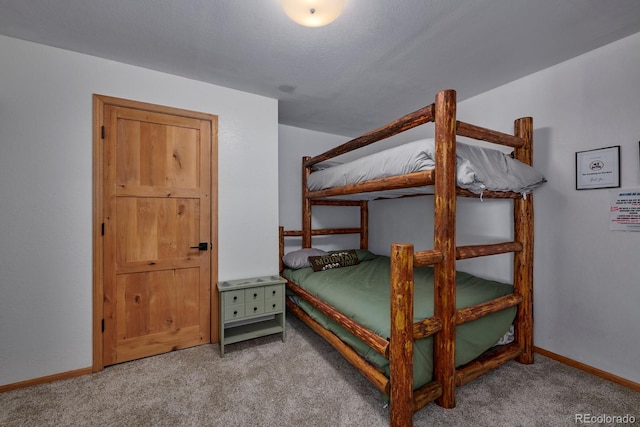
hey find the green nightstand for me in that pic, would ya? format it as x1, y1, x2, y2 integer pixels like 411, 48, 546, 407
217, 275, 287, 357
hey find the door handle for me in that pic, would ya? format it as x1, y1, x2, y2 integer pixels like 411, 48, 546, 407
190, 242, 209, 251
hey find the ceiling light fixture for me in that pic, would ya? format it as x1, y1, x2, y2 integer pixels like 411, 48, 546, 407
281, 0, 345, 27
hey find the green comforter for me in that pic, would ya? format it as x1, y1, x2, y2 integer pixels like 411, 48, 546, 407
283, 250, 516, 390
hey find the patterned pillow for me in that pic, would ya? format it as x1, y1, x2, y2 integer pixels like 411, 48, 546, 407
308, 250, 360, 272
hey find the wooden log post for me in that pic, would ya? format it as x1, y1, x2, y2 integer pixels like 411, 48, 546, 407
513, 117, 534, 364
360, 200, 369, 250
302, 156, 312, 248
390, 243, 415, 427
432, 89, 457, 408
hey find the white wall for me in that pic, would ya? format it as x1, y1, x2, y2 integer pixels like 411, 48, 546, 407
0, 35, 279, 386
457, 32, 640, 383
279, 32, 640, 383
278, 125, 355, 253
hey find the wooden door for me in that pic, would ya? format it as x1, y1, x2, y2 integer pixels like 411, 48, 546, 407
95, 96, 217, 366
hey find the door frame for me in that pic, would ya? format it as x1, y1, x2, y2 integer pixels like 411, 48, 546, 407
92, 94, 218, 372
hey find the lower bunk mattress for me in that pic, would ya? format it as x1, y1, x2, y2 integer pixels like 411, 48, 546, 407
282, 249, 516, 390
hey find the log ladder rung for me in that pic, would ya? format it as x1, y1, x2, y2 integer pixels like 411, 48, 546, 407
413, 316, 443, 340
456, 241, 522, 260
456, 293, 523, 325
414, 241, 523, 267
455, 342, 523, 387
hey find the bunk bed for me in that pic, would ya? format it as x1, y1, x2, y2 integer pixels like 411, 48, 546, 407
278, 89, 545, 427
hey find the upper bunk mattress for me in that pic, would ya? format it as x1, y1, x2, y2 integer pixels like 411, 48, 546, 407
308, 138, 546, 199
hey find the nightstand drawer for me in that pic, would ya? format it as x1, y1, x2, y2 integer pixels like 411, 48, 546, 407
264, 284, 283, 300
224, 304, 245, 321
264, 298, 283, 314
245, 300, 265, 317
224, 290, 245, 306
245, 287, 265, 302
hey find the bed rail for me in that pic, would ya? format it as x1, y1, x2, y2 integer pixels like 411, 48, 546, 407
305, 104, 435, 168
456, 120, 524, 148
411, 241, 523, 267
287, 281, 389, 357
285, 299, 391, 394
455, 342, 523, 387
456, 294, 523, 325
305, 170, 435, 199
456, 242, 523, 260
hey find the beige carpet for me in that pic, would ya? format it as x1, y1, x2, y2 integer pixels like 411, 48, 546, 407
1, 316, 638, 426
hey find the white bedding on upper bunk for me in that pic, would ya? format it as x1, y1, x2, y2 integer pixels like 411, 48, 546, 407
308, 138, 546, 199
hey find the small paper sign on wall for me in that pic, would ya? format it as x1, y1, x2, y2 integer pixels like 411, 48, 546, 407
610, 188, 640, 231
576, 146, 620, 190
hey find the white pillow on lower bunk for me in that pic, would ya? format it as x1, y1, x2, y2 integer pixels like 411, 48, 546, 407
282, 248, 328, 269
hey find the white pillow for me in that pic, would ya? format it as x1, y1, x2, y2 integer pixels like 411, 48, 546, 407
282, 248, 328, 269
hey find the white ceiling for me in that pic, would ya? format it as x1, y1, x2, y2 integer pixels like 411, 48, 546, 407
1, 0, 640, 136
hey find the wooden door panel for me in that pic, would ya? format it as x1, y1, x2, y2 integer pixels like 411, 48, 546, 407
101, 101, 213, 366
117, 120, 200, 188
115, 198, 199, 264
116, 119, 200, 189
112, 268, 205, 364
116, 269, 201, 338
114, 326, 202, 363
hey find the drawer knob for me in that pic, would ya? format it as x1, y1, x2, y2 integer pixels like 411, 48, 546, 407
272, 290, 276, 295
253, 293, 258, 298
233, 310, 238, 315
272, 303, 276, 308
253, 307, 258, 312
233, 296, 237, 301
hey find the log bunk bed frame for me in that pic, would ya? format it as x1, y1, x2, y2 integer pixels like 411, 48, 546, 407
278, 89, 535, 427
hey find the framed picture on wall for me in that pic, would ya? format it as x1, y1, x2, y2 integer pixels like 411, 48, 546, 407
576, 146, 620, 190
